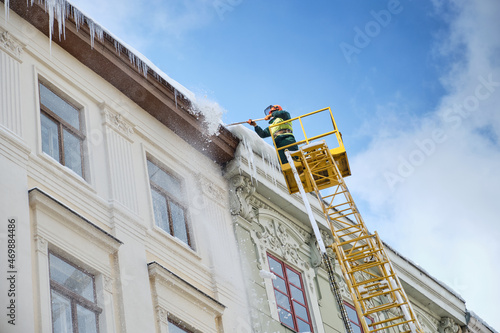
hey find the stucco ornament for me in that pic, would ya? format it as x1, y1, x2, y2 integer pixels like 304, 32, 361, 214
229, 175, 256, 222
0, 29, 24, 60
439, 317, 462, 333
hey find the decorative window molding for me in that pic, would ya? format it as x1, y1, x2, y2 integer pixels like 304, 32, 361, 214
29, 187, 122, 333
148, 262, 225, 333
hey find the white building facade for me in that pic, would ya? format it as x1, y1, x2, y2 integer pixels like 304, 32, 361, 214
0, 2, 249, 333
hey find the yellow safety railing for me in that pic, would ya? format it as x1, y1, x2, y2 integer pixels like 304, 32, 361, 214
270, 107, 351, 194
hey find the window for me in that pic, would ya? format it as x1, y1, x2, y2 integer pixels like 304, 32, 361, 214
267, 253, 313, 332
49, 252, 101, 333
344, 302, 373, 333
39, 82, 85, 178
147, 159, 191, 246
168, 319, 193, 333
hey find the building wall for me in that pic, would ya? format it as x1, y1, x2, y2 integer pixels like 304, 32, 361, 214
1, 6, 248, 333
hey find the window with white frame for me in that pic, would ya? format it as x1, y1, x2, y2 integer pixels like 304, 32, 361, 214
147, 158, 191, 247
49, 252, 101, 333
267, 253, 313, 332
39, 82, 85, 178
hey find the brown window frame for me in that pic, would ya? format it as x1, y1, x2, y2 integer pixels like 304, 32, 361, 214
147, 159, 192, 247
267, 253, 314, 332
39, 82, 86, 178
48, 252, 102, 333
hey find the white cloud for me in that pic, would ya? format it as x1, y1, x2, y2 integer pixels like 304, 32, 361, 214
349, 0, 500, 329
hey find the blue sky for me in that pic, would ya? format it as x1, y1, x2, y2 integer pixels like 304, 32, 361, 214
61, 0, 500, 329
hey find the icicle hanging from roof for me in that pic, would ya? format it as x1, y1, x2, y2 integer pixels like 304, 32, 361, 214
5, 0, 227, 138
4, 0, 9, 20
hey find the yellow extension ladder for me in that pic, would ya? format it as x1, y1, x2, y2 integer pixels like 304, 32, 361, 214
271, 108, 424, 333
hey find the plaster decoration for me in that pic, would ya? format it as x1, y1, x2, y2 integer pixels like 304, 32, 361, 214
321, 230, 334, 248
416, 312, 439, 333
336, 273, 352, 301
35, 234, 48, 253
229, 175, 256, 222
199, 175, 225, 203
0, 28, 24, 61
156, 306, 168, 324
309, 236, 323, 269
439, 317, 462, 333
255, 219, 302, 267
103, 275, 113, 293
101, 106, 135, 139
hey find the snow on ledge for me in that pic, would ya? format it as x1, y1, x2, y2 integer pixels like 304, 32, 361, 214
227, 125, 281, 183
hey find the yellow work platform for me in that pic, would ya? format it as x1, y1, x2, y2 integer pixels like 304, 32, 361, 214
270, 107, 351, 194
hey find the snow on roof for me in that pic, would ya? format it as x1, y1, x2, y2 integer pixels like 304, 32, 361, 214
10, 0, 225, 136
227, 124, 281, 183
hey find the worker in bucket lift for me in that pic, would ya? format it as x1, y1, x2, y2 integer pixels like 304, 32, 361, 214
247, 105, 299, 164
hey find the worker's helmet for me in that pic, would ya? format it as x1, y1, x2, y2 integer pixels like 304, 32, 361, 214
264, 105, 283, 115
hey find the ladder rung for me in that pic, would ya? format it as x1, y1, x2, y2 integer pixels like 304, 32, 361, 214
337, 224, 363, 233
321, 188, 349, 200
328, 201, 353, 212
348, 259, 389, 273
345, 248, 383, 262
364, 300, 410, 316
352, 275, 397, 295
369, 319, 415, 333
338, 233, 376, 247
359, 288, 402, 302
369, 315, 405, 327
330, 210, 357, 222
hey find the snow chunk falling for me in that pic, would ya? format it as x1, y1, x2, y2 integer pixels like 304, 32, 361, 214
189, 95, 226, 137
259, 269, 277, 280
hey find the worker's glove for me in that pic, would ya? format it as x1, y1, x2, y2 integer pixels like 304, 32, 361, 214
247, 119, 257, 127
264, 114, 273, 121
